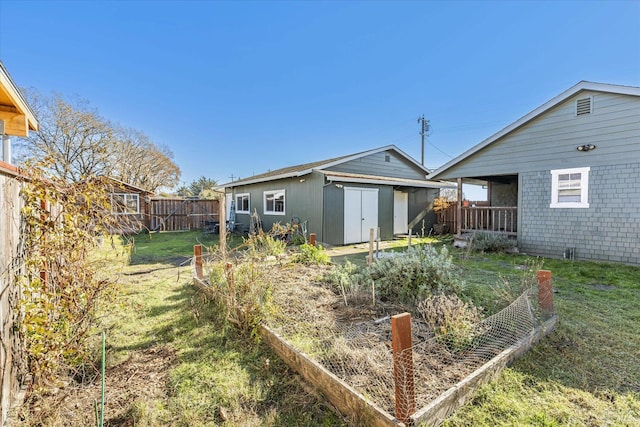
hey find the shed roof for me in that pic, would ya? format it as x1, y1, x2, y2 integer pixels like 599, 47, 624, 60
219, 145, 431, 188
430, 81, 640, 179
0, 60, 39, 136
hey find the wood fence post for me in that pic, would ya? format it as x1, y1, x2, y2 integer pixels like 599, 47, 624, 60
537, 270, 554, 314
310, 233, 316, 246
391, 312, 415, 423
219, 192, 227, 259
408, 229, 412, 247
225, 261, 235, 296
194, 244, 203, 280
367, 228, 375, 264
456, 177, 463, 235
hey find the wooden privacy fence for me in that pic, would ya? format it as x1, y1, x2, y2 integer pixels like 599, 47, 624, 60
0, 167, 28, 425
149, 198, 219, 231
439, 205, 517, 235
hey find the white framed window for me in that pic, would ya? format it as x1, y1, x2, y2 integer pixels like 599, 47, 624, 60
235, 193, 250, 214
111, 193, 140, 214
550, 167, 590, 208
264, 189, 285, 215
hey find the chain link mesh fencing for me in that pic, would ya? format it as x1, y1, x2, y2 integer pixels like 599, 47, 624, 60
266, 284, 553, 418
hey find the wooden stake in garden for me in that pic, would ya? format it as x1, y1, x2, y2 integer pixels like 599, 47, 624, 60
537, 270, 554, 314
194, 244, 203, 280
367, 228, 375, 264
218, 191, 227, 259
391, 312, 415, 423
310, 233, 316, 246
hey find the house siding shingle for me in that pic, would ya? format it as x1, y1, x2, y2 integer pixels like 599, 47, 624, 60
520, 162, 640, 264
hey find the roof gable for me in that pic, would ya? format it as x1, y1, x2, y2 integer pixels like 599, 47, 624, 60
220, 145, 430, 187
0, 61, 39, 137
430, 81, 640, 179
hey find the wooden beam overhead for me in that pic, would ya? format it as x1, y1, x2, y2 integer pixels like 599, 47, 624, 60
0, 112, 29, 137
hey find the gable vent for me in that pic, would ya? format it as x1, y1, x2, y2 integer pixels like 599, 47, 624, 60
575, 97, 592, 116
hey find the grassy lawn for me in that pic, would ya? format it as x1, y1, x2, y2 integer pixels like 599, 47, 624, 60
103, 232, 639, 426
103, 231, 345, 426
444, 251, 640, 426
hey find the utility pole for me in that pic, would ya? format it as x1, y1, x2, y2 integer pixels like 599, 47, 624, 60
417, 115, 430, 166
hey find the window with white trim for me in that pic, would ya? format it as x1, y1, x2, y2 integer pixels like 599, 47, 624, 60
264, 190, 285, 215
235, 193, 250, 214
111, 193, 140, 214
550, 167, 590, 208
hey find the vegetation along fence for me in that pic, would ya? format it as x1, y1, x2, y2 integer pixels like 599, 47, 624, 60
148, 198, 219, 231
0, 166, 28, 425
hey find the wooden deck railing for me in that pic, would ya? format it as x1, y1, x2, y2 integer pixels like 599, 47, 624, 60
439, 205, 517, 235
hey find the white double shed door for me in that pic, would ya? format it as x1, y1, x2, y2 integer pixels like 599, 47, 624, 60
343, 187, 409, 244
344, 187, 378, 244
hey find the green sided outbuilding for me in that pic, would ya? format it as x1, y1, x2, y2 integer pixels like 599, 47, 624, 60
219, 145, 454, 245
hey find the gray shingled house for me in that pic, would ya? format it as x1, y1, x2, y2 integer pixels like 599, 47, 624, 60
219, 145, 453, 245
429, 81, 640, 264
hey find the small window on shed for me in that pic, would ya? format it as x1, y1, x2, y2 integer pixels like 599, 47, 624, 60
575, 97, 592, 116
384, 155, 391, 162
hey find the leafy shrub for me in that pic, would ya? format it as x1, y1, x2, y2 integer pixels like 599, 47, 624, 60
294, 244, 330, 265
18, 169, 120, 387
368, 245, 462, 303
207, 251, 275, 338
244, 231, 286, 259
417, 294, 482, 351
468, 232, 517, 253
323, 261, 370, 305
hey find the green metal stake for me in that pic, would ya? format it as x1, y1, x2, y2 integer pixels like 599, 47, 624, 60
100, 331, 105, 427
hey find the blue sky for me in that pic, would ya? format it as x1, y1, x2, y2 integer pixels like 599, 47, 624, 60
1, 0, 639, 191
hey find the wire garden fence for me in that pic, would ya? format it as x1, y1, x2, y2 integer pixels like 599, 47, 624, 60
191, 245, 556, 425
265, 273, 556, 424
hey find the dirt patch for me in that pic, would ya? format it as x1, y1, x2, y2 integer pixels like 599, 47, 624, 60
15, 345, 177, 426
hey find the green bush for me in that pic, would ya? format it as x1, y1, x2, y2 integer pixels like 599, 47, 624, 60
368, 245, 462, 303
323, 261, 370, 305
245, 231, 286, 258
468, 232, 517, 253
293, 244, 330, 265
417, 293, 482, 351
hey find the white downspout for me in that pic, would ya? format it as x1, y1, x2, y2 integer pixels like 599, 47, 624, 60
2, 135, 11, 164
0, 119, 9, 163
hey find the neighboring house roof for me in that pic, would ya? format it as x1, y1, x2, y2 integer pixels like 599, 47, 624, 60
0, 60, 39, 136
219, 145, 432, 188
106, 177, 152, 194
430, 81, 640, 179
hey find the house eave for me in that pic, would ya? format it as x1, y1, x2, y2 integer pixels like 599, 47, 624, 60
219, 170, 312, 189
321, 171, 455, 189
0, 61, 39, 136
